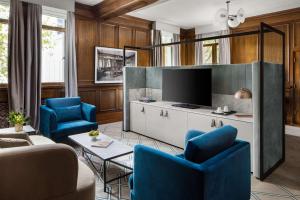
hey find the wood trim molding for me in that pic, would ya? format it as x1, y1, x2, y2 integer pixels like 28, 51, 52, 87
235, 7, 300, 30
94, 0, 158, 21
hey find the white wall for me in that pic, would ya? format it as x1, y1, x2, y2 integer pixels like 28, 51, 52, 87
154, 21, 180, 34
195, 23, 227, 35
23, 0, 75, 12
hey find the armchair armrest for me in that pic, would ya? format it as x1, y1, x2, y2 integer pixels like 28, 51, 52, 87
81, 102, 96, 122
132, 145, 204, 200
0, 144, 78, 200
0, 133, 32, 144
40, 105, 57, 137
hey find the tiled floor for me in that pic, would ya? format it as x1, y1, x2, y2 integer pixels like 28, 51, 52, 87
73, 122, 300, 200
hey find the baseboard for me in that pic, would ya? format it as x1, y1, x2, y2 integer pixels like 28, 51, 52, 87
285, 125, 300, 137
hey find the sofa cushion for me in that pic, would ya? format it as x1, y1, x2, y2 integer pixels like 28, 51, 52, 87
53, 120, 98, 139
184, 125, 237, 163
0, 138, 31, 148
185, 130, 205, 147
46, 97, 81, 109
54, 105, 82, 122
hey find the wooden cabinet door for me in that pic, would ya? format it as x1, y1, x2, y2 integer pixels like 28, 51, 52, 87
130, 103, 146, 133
187, 113, 217, 132
294, 51, 300, 124
164, 109, 188, 148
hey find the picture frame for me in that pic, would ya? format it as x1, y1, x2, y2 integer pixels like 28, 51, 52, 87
95, 46, 137, 84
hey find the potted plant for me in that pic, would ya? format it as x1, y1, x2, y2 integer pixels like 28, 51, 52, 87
88, 130, 100, 141
7, 112, 29, 132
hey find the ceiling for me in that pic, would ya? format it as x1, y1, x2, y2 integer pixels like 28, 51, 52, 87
76, 0, 103, 6
128, 0, 300, 29
75, 0, 300, 28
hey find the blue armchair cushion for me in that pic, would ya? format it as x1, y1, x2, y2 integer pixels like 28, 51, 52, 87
185, 130, 205, 147
184, 125, 237, 163
53, 105, 82, 122
46, 97, 81, 108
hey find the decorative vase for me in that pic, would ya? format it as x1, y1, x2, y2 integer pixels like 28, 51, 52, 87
91, 136, 98, 141
15, 124, 23, 132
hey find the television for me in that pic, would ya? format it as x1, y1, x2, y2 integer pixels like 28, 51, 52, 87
162, 68, 212, 108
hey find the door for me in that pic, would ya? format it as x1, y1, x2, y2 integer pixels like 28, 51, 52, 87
164, 109, 188, 148
187, 113, 217, 132
293, 51, 300, 125
145, 106, 166, 141
130, 103, 146, 133
219, 118, 254, 171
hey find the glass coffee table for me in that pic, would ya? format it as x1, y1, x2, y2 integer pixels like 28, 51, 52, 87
69, 133, 133, 193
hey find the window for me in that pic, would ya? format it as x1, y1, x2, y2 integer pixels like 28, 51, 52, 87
0, 5, 66, 84
161, 31, 173, 66
42, 14, 65, 83
203, 39, 219, 64
0, 4, 9, 84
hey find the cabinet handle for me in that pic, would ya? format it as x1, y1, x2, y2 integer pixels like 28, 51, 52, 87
211, 119, 216, 127
160, 110, 164, 116
216, 120, 223, 128
164, 111, 168, 117
141, 107, 145, 113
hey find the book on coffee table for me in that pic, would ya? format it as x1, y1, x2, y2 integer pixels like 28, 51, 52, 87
91, 139, 114, 148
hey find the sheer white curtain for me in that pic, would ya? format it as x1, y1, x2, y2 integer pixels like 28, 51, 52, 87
172, 33, 181, 66
195, 30, 231, 65
65, 11, 78, 97
195, 34, 203, 65
219, 29, 231, 64
152, 29, 162, 66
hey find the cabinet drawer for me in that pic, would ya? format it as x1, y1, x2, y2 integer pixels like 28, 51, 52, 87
187, 113, 217, 132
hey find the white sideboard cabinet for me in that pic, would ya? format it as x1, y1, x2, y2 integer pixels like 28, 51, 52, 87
130, 101, 254, 169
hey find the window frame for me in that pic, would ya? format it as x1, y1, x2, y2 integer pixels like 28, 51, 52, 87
0, 15, 66, 87
203, 41, 219, 64
0, 15, 8, 88
41, 17, 66, 84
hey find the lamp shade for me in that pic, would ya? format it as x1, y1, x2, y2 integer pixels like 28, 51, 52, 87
234, 88, 252, 99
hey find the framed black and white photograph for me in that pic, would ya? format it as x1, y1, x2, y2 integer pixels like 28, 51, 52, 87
95, 47, 137, 84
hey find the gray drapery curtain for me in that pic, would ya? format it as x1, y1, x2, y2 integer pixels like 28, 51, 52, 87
65, 11, 78, 97
8, 0, 42, 130
219, 29, 231, 64
195, 34, 203, 65
172, 33, 180, 66
152, 29, 162, 66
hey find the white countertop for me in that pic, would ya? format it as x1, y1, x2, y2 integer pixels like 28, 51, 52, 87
131, 101, 253, 123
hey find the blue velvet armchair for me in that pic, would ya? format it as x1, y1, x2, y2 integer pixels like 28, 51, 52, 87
40, 97, 98, 141
129, 126, 251, 200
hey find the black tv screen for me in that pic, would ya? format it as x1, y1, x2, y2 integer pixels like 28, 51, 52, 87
162, 68, 212, 107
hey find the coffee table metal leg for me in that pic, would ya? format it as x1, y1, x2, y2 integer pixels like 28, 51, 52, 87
103, 160, 107, 192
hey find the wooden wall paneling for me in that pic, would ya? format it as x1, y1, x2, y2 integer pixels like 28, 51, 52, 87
78, 89, 98, 108
99, 23, 117, 48
135, 29, 151, 66
230, 33, 258, 64
0, 88, 8, 103
99, 88, 117, 112
119, 26, 134, 48
180, 28, 195, 66
75, 3, 152, 124
293, 21, 300, 49
76, 18, 97, 85
117, 88, 123, 110
263, 24, 289, 78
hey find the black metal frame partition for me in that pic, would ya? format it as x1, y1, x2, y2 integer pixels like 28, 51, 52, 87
123, 22, 285, 180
